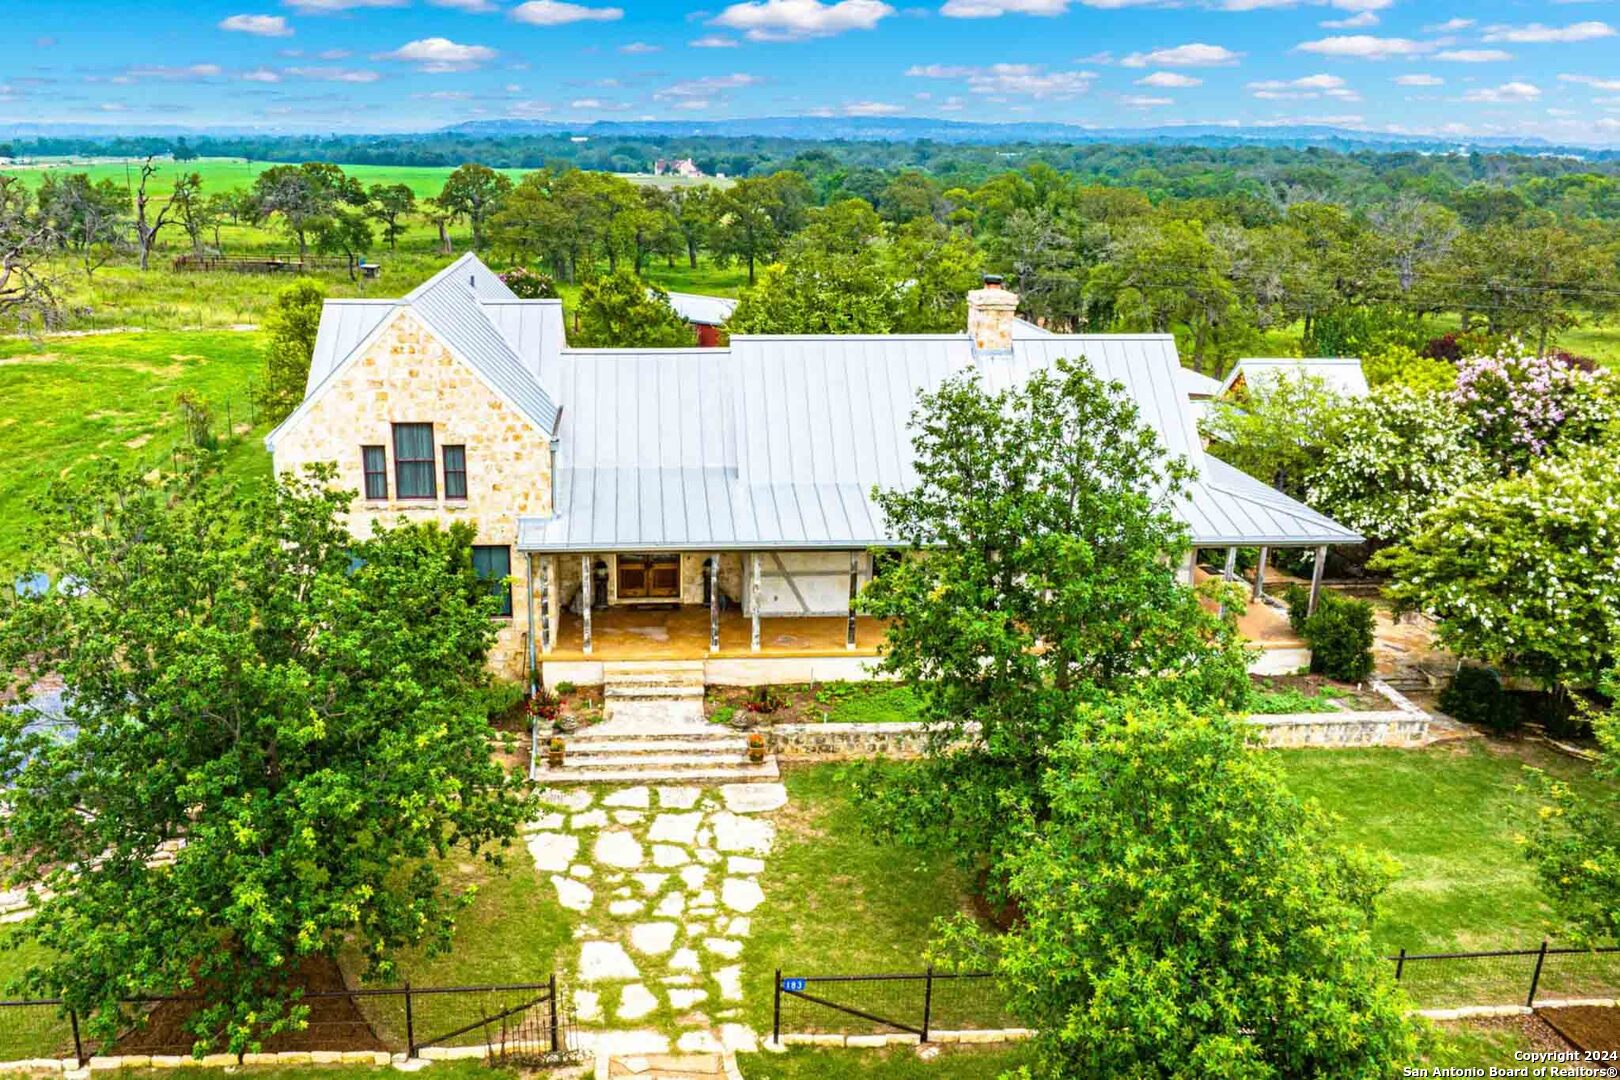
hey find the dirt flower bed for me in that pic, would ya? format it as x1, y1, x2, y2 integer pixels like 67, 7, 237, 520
1249, 673, 1396, 713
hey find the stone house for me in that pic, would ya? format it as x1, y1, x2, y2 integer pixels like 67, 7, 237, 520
266, 256, 1360, 689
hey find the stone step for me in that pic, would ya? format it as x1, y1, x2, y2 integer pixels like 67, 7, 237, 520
605, 684, 706, 699
538, 759, 781, 785
577, 723, 738, 740
557, 750, 761, 769
605, 670, 707, 684
567, 737, 748, 755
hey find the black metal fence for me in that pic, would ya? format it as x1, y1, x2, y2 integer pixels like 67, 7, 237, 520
0, 977, 578, 1067
772, 945, 1620, 1043
1390, 943, 1620, 1010
771, 967, 1014, 1044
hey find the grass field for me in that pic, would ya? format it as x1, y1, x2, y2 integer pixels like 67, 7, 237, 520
0, 329, 271, 568
4, 157, 723, 199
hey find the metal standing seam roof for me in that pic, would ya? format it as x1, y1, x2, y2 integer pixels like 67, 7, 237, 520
267, 255, 562, 450
518, 331, 1362, 551
665, 291, 738, 327
1221, 356, 1371, 399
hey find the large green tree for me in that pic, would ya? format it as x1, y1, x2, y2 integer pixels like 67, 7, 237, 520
0, 464, 533, 1053
251, 163, 364, 257
855, 358, 1251, 884
436, 163, 513, 252
257, 277, 327, 420
936, 703, 1417, 1079
570, 269, 695, 348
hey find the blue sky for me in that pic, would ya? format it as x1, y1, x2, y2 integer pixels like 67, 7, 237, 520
4, 0, 1620, 143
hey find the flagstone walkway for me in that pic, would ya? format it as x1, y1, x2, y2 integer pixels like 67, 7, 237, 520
524, 781, 789, 1069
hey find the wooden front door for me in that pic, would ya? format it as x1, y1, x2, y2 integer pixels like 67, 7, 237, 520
618, 555, 680, 600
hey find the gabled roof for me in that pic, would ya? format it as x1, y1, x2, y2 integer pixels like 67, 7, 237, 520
1220, 356, 1370, 399
665, 291, 737, 327
266, 254, 562, 451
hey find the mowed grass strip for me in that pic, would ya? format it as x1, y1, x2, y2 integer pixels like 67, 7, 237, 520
1278, 739, 1610, 956
0, 329, 271, 567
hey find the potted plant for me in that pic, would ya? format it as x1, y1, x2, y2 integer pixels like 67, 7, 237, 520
547, 735, 566, 768
746, 731, 767, 764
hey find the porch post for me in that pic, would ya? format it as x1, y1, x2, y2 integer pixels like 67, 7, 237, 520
1218, 546, 1238, 618
525, 553, 539, 693
750, 552, 762, 653
1252, 546, 1269, 601
581, 554, 593, 655
709, 553, 721, 653
1307, 545, 1328, 616
846, 551, 859, 651
539, 554, 554, 656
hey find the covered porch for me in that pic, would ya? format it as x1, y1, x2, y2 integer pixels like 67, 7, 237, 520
546, 605, 891, 662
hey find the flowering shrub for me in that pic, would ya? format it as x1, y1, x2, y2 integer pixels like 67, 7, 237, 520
1372, 441, 1620, 687
1362, 345, 1456, 394
1304, 388, 1487, 545
1450, 342, 1604, 473
499, 266, 559, 299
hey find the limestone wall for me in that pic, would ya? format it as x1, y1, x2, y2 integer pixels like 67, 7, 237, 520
271, 308, 554, 680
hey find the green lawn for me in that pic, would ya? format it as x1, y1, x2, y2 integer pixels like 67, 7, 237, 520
740, 765, 1008, 1039
1278, 740, 1604, 957
0, 329, 272, 568
737, 1044, 1036, 1079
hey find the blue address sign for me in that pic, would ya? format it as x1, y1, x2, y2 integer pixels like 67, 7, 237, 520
780, 978, 807, 992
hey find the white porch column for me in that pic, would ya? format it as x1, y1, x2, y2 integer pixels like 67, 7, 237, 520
1217, 545, 1238, 618
846, 551, 859, 650
525, 552, 539, 693
1252, 546, 1269, 601
750, 552, 762, 653
709, 554, 721, 653
581, 554, 593, 655
539, 554, 554, 656
1307, 545, 1328, 616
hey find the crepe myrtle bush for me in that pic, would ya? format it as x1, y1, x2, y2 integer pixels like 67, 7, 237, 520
0, 460, 535, 1055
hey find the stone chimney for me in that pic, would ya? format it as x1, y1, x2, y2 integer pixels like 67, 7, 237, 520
967, 275, 1019, 356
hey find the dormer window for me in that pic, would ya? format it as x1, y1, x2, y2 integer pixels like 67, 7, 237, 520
392, 423, 437, 499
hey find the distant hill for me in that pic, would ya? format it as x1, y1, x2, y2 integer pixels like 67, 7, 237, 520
441, 115, 1571, 155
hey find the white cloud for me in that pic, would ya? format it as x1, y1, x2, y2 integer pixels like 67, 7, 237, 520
1463, 81, 1541, 103
619, 42, 662, 53
1135, 71, 1201, 87
414, 89, 474, 99
1561, 74, 1620, 91
1120, 43, 1242, 68
127, 64, 225, 80
569, 98, 630, 110
1435, 49, 1513, 63
1482, 21, 1614, 44
940, 0, 1068, 18
317, 47, 350, 58
1294, 35, 1428, 60
907, 62, 1096, 98
841, 100, 906, 114
1424, 17, 1473, 32
712, 0, 895, 42
654, 72, 766, 101
1120, 94, 1173, 107
284, 65, 382, 81
690, 35, 740, 46
241, 67, 283, 82
284, 0, 406, 10
1248, 72, 1358, 100
219, 14, 292, 36
512, 1, 625, 24
378, 37, 498, 72
430, 0, 500, 9
1394, 73, 1443, 86
1321, 12, 1377, 28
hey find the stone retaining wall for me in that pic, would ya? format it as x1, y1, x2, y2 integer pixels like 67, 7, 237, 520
770, 1029, 1035, 1049
767, 708, 1432, 759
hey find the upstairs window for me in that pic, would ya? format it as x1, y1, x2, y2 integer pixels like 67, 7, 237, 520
392, 423, 436, 500
472, 545, 513, 617
443, 445, 468, 500
361, 446, 388, 500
